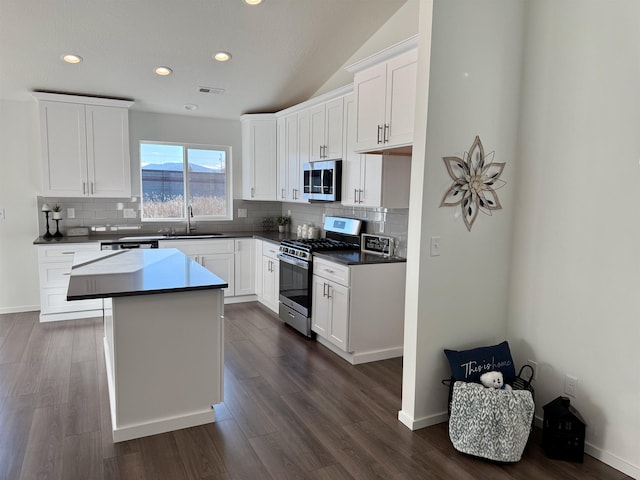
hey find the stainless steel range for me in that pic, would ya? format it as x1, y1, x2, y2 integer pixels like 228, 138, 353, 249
278, 216, 363, 337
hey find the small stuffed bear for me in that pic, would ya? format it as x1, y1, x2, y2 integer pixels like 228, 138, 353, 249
480, 371, 512, 391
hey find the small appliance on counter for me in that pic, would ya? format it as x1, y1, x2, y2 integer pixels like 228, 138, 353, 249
361, 234, 395, 257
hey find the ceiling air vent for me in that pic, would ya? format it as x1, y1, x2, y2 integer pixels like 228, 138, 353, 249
198, 86, 225, 95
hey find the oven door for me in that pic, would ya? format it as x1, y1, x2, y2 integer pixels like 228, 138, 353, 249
278, 253, 311, 317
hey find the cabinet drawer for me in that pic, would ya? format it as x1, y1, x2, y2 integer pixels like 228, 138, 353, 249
37, 243, 98, 262
313, 258, 349, 286
262, 241, 280, 260
38, 262, 72, 288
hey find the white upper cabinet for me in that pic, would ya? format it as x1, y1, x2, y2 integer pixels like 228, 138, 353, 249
33, 93, 134, 198
276, 111, 308, 203
309, 97, 344, 162
342, 93, 411, 209
241, 114, 278, 201
347, 36, 418, 153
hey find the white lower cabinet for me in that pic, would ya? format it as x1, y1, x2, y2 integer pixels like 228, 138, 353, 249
160, 239, 235, 297
311, 274, 349, 350
234, 239, 256, 296
37, 243, 104, 322
312, 256, 406, 364
258, 241, 280, 313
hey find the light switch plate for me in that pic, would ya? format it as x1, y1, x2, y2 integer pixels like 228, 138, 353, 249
430, 236, 441, 256
123, 208, 136, 218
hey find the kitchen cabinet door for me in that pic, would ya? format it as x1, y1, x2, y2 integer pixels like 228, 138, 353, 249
384, 49, 418, 148
351, 45, 417, 153
35, 94, 133, 197
342, 93, 409, 208
286, 114, 301, 202
309, 98, 343, 162
200, 253, 235, 297
353, 62, 387, 153
38, 101, 87, 197
295, 110, 310, 202
311, 275, 329, 337
234, 239, 255, 296
326, 281, 349, 351
324, 97, 344, 161
261, 255, 279, 313
85, 105, 132, 197
241, 114, 277, 201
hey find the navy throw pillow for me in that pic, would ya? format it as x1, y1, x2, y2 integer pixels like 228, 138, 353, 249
444, 341, 516, 384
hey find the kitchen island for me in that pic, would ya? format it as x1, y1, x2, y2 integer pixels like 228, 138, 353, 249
67, 248, 227, 442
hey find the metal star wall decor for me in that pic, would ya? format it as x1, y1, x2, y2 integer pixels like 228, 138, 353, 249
440, 136, 506, 231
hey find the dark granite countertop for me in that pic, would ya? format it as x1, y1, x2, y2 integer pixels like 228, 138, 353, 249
33, 231, 289, 245
67, 248, 228, 300
34, 232, 403, 266
312, 250, 406, 266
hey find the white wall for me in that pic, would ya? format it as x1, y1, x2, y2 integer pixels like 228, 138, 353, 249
509, 1, 640, 476
314, 0, 420, 96
400, 0, 525, 427
0, 101, 42, 312
129, 111, 243, 199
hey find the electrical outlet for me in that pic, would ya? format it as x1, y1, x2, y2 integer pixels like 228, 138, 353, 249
528, 360, 538, 380
237, 208, 247, 218
430, 236, 441, 256
123, 208, 136, 218
564, 374, 578, 397
67, 208, 75, 219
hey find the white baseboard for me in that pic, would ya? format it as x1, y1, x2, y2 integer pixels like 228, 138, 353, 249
397, 409, 448, 430
40, 309, 103, 322
224, 295, 258, 304
112, 409, 216, 443
0, 305, 39, 314
315, 336, 402, 365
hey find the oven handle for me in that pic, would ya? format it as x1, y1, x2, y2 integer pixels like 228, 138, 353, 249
277, 253, 309, 269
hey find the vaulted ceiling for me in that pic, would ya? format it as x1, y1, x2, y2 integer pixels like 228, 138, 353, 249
0, 0, 407, 119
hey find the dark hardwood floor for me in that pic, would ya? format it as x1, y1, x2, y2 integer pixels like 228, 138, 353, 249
0, 302, 631, 480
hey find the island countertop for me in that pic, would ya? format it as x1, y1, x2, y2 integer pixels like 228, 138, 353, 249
67, 248, 228, 300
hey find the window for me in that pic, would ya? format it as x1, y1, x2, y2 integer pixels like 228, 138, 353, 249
140, 142, 232, 221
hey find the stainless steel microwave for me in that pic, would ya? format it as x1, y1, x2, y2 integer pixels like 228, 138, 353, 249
303, 160, 341, 201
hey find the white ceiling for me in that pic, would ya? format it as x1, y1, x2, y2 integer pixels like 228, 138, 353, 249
0, 0, 407, 119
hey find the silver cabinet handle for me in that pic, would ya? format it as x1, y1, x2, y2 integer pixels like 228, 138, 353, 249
82, 181, 86, 195
326, 284, 332, 299
354, 188, 358, 204
251, 187, 255, 198
90, 181, 95, 195
322, 282, 327, 297
383, 124, 390, 143
281, 188, 285, 199
359, 189, 364, 204
377, 125, 383, 144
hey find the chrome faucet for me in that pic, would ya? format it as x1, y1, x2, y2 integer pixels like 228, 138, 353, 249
186, 205, 197, 233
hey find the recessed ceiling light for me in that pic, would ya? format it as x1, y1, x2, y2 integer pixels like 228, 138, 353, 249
244, 0, 263, 5
154, 66, 173, 76
62, 54, 83, 64
184, 104, 198, 111
213, 52, 232, 62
